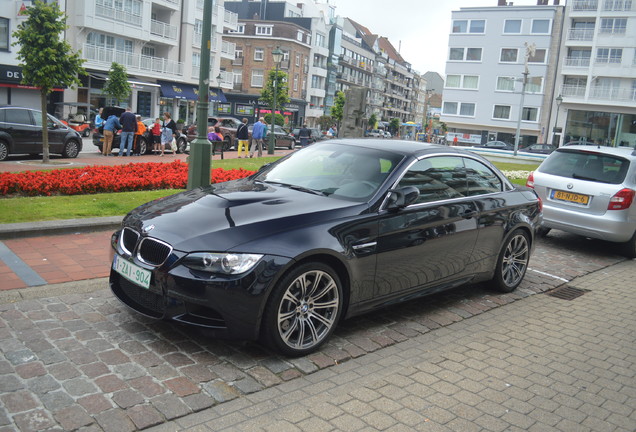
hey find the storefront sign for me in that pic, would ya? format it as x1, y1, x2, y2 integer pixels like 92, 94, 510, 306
217, 103, 231, 114
236, 104, 254, 116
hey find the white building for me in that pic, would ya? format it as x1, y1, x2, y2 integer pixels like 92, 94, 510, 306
441, 1, 565, 146
555, 0, 636, 147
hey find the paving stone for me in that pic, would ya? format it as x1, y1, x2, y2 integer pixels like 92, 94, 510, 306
14, 362, 46, 379
80, 362, 111, 378
27, 375, 61, 394
1, 390, 38, 413
39, 390, 75, 412
13, 409, 57, 432
183, 393, 215, 412
202, 381, 241, 403
128, 376, 165, 398
95, 409, 136, 432
164, 376, 200, 397
78, 394, 113, 415
150, 394, 191, 420
53, 405, 94, 431
112, 389, 145, 409
126, 404, 164, 430
48, 362, 81, 380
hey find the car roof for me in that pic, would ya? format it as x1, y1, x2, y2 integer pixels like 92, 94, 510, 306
329, 139, 470, 158
556, 145, 636, 159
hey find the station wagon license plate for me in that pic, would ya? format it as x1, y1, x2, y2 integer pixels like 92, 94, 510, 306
551, 190, 590, 205
113, 254, 151, 289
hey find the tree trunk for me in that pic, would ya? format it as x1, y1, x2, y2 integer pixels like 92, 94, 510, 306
40, 90, 49, 163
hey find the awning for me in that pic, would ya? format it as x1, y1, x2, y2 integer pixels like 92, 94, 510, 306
207, 88, 227, 103
159, 81, 227, 102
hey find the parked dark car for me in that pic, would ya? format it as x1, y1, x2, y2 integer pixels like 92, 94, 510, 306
522, 143, 556, 154
92, 107, 158, 155
290, 127, 324, 146
248, 124, 295, 150
109, 139, 541, 356
0, 105, 83, 161
473, 141, 515, 151
177, 116, 242, 153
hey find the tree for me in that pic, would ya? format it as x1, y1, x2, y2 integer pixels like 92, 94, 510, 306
260, 69, 290, 116
389, 118, 401, 135
263, 112, 285, 127
317, 115, 332, 132
330, 91, 345, 128
368, 113, 377, 130
12, 0, 86, 163
102, 62, 131, 106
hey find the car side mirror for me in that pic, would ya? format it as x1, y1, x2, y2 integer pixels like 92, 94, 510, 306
386, 186, 420, 210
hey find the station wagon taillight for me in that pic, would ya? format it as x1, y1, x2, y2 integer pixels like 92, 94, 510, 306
608, 188, 635, 210
526, 171, 535, 188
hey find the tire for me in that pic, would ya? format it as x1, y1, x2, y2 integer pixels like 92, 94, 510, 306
222, 136, 232, 152
490, 229, 530, 293
138, 137, 148, 155
176, 137, 188, 154
82, 128, 91, 137
62, 140, 80, 158
262, 262, 343, 356
288, 140, 295, 150
537, 227, 551, 238
0, 140, 8, 161
621, 231, 636, 259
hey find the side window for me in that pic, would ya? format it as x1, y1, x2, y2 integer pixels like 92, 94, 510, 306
5, 109, 34, 126
397, 156, 467, 204
464, 158, 503, 195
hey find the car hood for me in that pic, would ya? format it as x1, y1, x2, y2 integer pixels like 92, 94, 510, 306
123, 178, 365, 253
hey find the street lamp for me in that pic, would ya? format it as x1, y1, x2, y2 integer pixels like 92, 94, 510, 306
268, 46, 284, 155
552, 94, 563, 146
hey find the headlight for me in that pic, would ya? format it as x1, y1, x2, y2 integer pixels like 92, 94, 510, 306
181, 252, 263, 274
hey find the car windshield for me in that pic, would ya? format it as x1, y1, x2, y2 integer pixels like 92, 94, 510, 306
254, 143, 404, 201
539, 149, 630, 184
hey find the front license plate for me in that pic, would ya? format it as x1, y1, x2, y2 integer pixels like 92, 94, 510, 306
551, 190, 590, 205
113, 255, 151, 289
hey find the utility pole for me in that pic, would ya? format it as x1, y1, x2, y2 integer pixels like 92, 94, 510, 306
187, 0, 213, 189
514, 42, 535, 156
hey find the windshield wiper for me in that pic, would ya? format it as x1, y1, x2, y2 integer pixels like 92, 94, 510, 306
265, 181, 326, 196
572, 173, 605, 182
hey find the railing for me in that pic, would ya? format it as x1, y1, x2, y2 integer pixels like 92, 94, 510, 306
561, 84, 587, 97
95, 4, 142, 27
590, 86, 636, 101
603, 0, 633, 10
83, 44, 183, 78
564, 57, 591, 67
221, 40, 236, 58
219, 70, 233, 87
232, 57, 244, 66
150, 19, 178, 40
567, 28, 595, 41
572, 0, 598, 10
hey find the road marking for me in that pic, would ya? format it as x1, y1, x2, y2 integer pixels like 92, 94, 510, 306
529, 268, 569, 282
0, 241, 47, 287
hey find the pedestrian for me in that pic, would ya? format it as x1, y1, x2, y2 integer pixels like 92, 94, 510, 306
161, 112, 177, 156
236, 118, 249, 158
133, 115, 146, 156
94, 107, 104, 130
453, 135, 458, 146
208, 126, 223, 155
118, 107, 137, 156
249, 116, 266, 158
327, 124, 336, 138
102, 112, 121, 156
151, 118, 162, 155
298, 124, 311, 147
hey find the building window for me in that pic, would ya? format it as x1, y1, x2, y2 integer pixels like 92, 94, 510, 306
466, 48, 482, 61
297, 31, 303, 41
295, 53, 300, 67
443, 101, 459, 115
0, 18, 8, 51
596, 48, 623, 63
526, 77, 543, 93
254, 48, 264, 61
460, 103, 475, 116
293, 73, 299, 91
315, 33, 325, 48
452, 19, 485, 33
529, 49, 547, 63
504, 19, 521, 34
191, 52, 200, 67
229, 24, 245, 34
600, 18, 627, 34
496, 76, 515, 91
255, 25, 273, 36
446, 75, 479, 89
531, 19, 551, 33
522, 107, 538, 122
233, 70, 242, 85
500, 48, 518, 62
493, 105, 511, 120
449, 48, 464, 60
235, 48, 243, 59
443, 102, 475, 116
450, 47, 482, 61
251, 69, 264, 87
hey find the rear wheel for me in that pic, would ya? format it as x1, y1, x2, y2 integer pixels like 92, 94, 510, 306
262, 262, 343, 356
138, 137, 148, 155
622, 231, 636, 259
491, 229, 530, 293
62, 140, 80, 158
176, 137, 188, 154
222, 136, 232, 151
0, 141, 8, 161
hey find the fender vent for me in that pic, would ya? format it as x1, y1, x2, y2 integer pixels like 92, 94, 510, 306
546, 285, 589, 301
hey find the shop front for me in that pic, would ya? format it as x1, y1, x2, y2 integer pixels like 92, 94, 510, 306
0, 64, 62, 111
158, 81, 227, 124
564, 109, 636, 148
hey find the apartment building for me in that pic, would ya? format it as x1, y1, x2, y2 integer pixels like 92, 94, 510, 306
441, 1, 564, 146
556, 0, 636, 147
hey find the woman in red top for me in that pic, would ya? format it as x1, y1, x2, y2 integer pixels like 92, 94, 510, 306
151, 118, 162, 155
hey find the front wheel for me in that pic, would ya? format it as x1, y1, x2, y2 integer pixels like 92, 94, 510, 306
262, 262, 343, 356
176, 137, 188, 154
62, 140, 80, 158
490, 229, 530, 293
0, 140, 8, 161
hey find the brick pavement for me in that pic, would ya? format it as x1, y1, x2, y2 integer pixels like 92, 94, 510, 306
0, 233, 633, 431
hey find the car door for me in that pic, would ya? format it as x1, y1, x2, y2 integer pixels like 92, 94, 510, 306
372, 156, 479, 301
4, 108, 38, 154
34, 112, 66, 153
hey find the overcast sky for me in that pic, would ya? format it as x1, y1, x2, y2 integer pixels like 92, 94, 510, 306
331, 0, 541, 76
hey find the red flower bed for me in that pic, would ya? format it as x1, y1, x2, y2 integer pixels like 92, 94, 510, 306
0, 161, 256, 197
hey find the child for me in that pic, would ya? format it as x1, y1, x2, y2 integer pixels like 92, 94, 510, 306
151, 118, 161, 155
160, 122, 173, 157
133, 115, 146, 156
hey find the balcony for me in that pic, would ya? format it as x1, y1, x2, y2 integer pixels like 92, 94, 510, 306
95, 3, 142, 27
150, 19, 178, 41
567, 28, 595, 41
564, 57, 591, 67
83, 44, 183, 79
232, 57, 244, 66
219, 70, 233, 89
590, 85, 636, 101
572, 0, 598, 10
221, 40, 236, 59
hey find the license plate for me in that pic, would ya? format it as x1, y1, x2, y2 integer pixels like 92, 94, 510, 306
113, 255, 151, 289
551, 190, 590, 205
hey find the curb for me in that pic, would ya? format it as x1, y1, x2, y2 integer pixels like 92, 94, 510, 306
0, 216, 123, 240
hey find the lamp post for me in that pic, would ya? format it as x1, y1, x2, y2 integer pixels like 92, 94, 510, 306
552, 94, 563, 147
187, 0, 213, 190
269, 46, 283, 155
214, 73, 222, 115
514, 42, 535, 156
